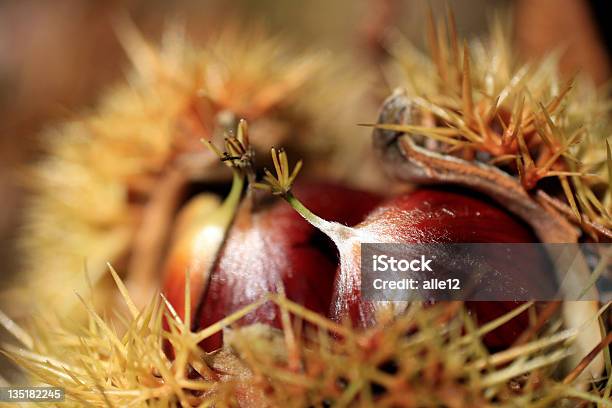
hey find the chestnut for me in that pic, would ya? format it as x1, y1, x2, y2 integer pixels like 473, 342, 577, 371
196, 182, 381, 350
371, 88, 604, 377
161, 125, 381, 350
256, 148, 553, 349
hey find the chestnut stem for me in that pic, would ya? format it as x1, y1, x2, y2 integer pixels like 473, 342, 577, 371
284, 191, 356, 243
223, 170, 245, 213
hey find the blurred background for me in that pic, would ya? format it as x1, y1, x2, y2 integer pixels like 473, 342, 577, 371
0, 0, 610, 292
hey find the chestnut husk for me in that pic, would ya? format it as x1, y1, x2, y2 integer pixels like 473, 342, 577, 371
372, 89, 580, 243
372, 88, 604, 380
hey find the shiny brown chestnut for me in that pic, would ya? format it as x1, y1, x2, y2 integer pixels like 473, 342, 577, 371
196, 183, 381, 350
161, 122, 381, 351
162, 182, 380, 351
256, 148, 554, 348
